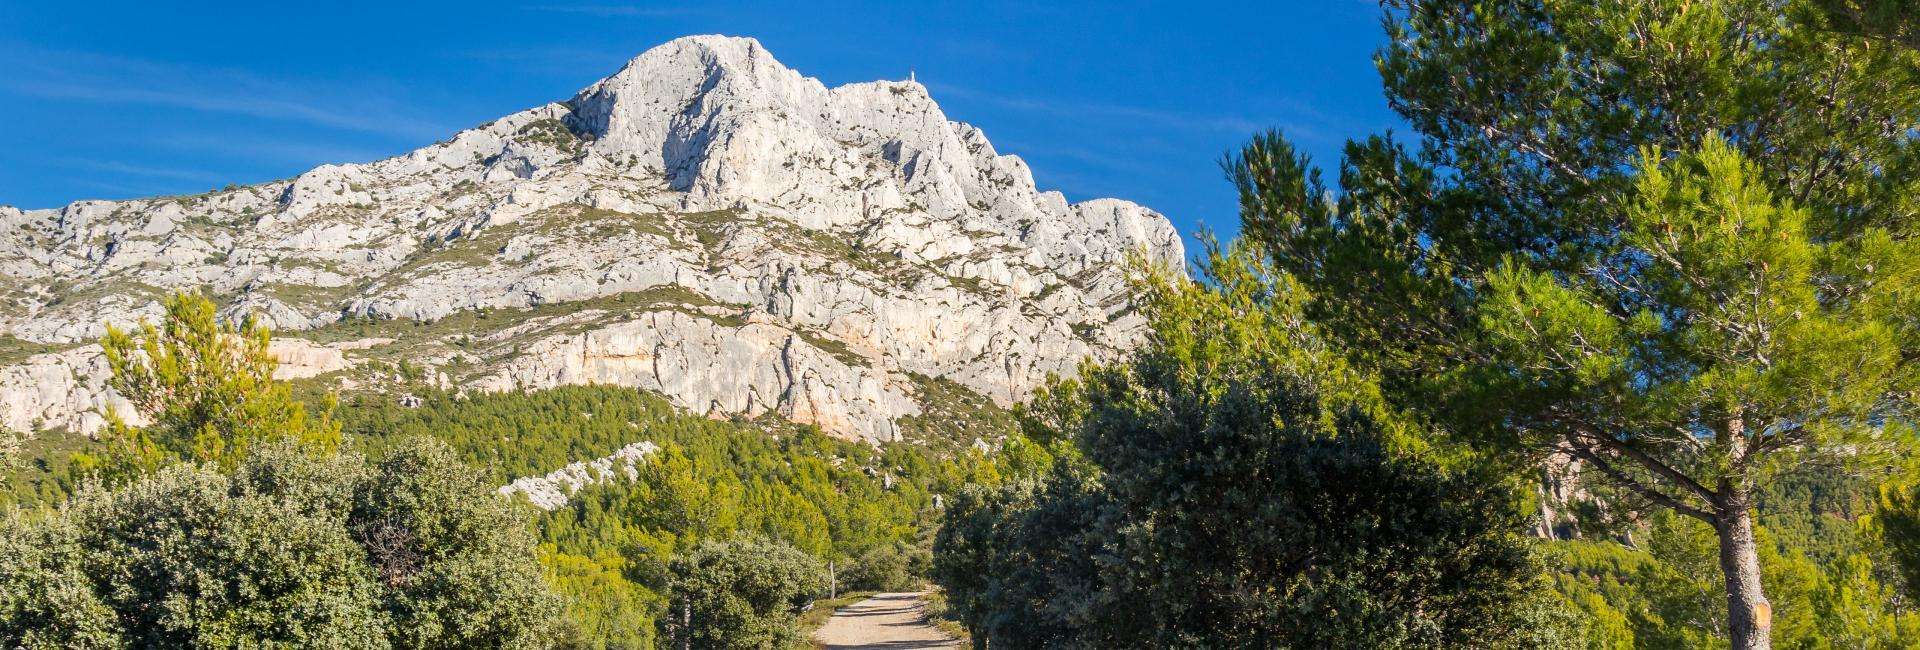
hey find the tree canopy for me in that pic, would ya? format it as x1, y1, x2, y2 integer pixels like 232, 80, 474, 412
0, 440, 559, 649
1233, 1, 1920, 647
100, 291, 339, 475
660, 536, 827, 649
934, 246, 1553, 648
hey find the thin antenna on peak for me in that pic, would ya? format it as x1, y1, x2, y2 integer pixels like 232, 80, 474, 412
909, 68, 916, 83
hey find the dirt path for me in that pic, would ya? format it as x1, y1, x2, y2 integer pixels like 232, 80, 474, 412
811, 591, 962, 649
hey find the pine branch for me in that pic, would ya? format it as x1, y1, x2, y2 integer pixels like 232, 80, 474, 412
1561, 418, 1722, 505
1562, 442, 1718, 523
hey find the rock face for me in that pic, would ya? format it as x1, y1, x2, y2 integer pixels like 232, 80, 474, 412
0, 346, 125, 434
499, 441, 661, 510
0, 35, 1184, 442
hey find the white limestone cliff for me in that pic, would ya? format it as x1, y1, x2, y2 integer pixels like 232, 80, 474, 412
0, 35, 1184, 443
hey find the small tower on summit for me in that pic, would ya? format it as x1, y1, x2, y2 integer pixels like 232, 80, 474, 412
909, 68, 916, 83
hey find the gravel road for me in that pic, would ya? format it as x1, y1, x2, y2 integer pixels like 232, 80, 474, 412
811, 591, 962, 649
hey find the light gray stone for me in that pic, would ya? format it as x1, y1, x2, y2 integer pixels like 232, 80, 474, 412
0, 35, 1185, 443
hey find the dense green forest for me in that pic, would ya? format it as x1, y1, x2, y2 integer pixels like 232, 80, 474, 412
329, 385, 1033, 648
930, 244, 1920, 648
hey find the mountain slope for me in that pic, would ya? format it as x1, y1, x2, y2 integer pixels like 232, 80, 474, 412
0, 35, 1183, 442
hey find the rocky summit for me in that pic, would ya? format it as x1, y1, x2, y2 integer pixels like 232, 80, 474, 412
0, 35, 1184, 442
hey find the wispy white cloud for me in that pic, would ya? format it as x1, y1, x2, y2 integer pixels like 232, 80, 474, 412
990, 139, 1171, 178
150, 133, 388, 168
57, 159, 230, 184
927, 82, 1277, 137
442, 46, 637, 81
0, 46, 452, 140
521, 4, 697, 17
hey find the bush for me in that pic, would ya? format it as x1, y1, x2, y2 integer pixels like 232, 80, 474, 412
841, 542, 929, 592
0, 440, 559, 648
661, 536, 826, 649
935, 247, 1550, 648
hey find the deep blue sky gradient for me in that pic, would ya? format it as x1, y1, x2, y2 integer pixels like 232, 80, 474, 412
0, 1, 1403, 241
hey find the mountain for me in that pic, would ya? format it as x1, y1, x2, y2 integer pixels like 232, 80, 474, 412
0, 35, 1184, 443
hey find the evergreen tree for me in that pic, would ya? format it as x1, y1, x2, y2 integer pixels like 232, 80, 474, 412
324, 385, 989, 646
1876, 482, 1920, 603
352, 438, 561, 649
936, 246, 1552, 648
1235, 3, 1920, 646
839, 541, 928, 592
99, 291, 338, 475
1811, 0, 1920, 48
2, 297, 559, 648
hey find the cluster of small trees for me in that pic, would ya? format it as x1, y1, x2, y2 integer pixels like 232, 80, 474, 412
660, 536, 826, 648
0, 440, 559, 648
0, 294, 560, 648
334, 384, 992, 647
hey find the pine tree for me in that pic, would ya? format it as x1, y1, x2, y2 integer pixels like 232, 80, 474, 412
99, 291, 338, 475
1235, 3, 1920, 646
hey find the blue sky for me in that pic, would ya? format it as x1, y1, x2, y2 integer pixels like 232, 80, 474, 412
0, 1, 1402, 241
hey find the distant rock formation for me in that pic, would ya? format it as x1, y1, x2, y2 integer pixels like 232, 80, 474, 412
499, 441, 661, 510
0, 35, 1184, 443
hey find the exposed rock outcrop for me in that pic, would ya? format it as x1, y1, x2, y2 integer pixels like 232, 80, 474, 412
0, 35, 1185, 442
499, 442, 661, 510
0, 346, 123, 434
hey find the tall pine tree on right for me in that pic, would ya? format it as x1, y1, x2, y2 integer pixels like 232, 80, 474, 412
1235, 2, 1920, 647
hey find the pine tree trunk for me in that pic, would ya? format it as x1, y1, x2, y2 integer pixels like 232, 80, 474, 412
1717, 499, 1772, 649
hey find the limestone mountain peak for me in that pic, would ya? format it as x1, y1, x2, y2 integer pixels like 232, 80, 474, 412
0, 36, 1183, 443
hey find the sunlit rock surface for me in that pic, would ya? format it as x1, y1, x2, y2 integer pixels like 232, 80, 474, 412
0, 35, 1183, 443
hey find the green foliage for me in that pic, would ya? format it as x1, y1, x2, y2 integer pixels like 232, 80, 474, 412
839, 541, 929, 592
0, 428, 18, 470
1874, 481, 1920, 604
0, 440, 559, 648
0, 335, 72, 367
0, 459, 383, 648
1811, 0, 1920, 49
935, 246, 1552, 648
324, 385, 1025, 647
660, 536, 826, 649
516, 118, 586, 155
99, 291, 340, 475
1235, 2, 1920, 644
0, 430, 121, 511
1551, 489, 1920, 648
352, 438, 562, 648
7, 374, 1024, 648
1468, 137, 1913, 494
540, 547, 661, 649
